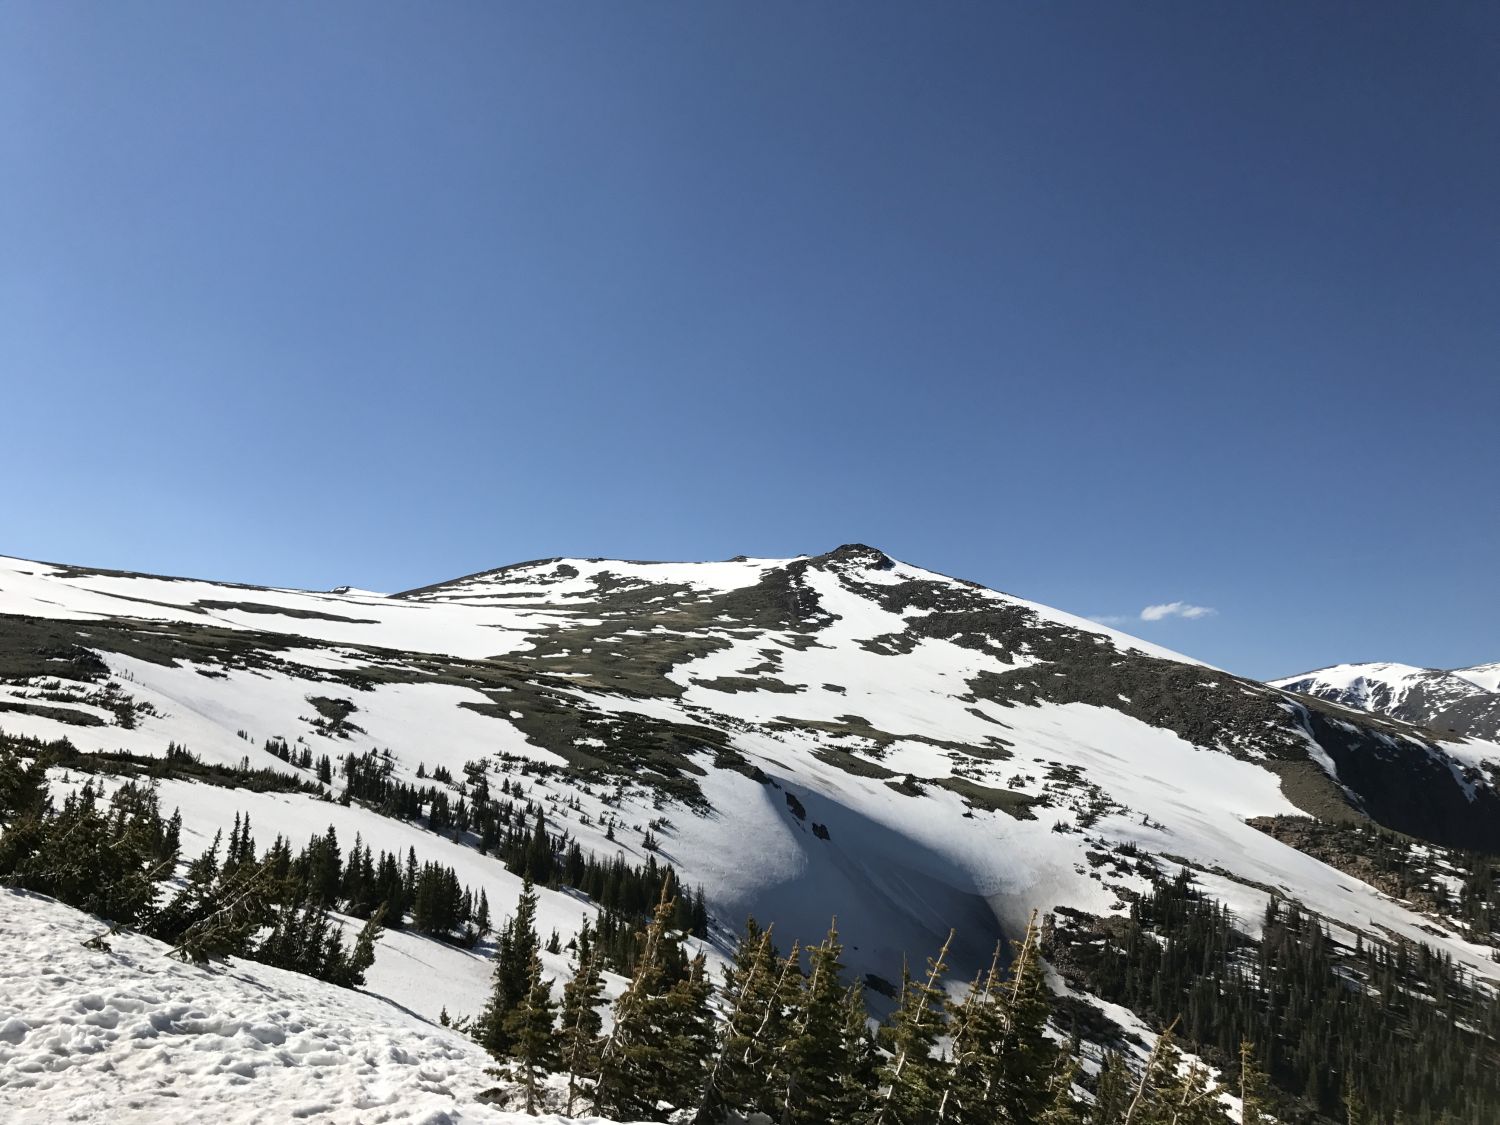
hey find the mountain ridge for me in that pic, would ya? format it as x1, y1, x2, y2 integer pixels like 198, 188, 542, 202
5, 544, 1500, 1121
1272, 659, 1500, 743
3, 545, 1499, 989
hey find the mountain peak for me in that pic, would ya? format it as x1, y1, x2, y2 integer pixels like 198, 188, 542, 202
814, 542, 895, 570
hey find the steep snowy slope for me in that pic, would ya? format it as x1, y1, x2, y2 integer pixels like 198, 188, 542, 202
1273, 660, 1500, 743
4, 544, 1500, 1012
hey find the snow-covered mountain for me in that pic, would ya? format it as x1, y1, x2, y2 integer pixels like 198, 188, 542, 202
1272, 660, 1500, 743
4, 545, 1500, 1120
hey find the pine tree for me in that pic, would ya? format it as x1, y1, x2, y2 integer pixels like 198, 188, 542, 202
559, 944, 606, 1116
525, 808, 554, 885
166, 857, 271, 963
501, 950, 558, 1115
1122, 1023, 1178, 1125
1092, 1051, 1132, 1125
783, 921, 866, 1124
476, 888, 491, 937
937, 918, 1056, 1125
842, 980, 878, 1105
1142, 1055, 1229, 1125
994, 913, 1058, 1123
593, 885, 682, 1121
941, 958, 999, 1124
1238, 1040, 1269, 1125
874, 930, 953, 1125
478, 878, 541, 1057
657, 952, 716, 1113
697, 920, 779, 1123
1037, 1055, 1084, 1125
341, 906, 384, 988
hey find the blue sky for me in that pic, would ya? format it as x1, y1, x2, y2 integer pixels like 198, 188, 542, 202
2, 3, 1496, 680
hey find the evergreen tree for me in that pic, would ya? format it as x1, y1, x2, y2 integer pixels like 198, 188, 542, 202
501, 950, 559, 1115
340, 906, 384, 988
874, 931, 953, 1125
1141, 1054, 1230, 1125
1092, 1051, 1133, 1125
1238, 1040, 1269, 1125
993, 913, 1058, 1123
165, 857, 272, 963
525, 808, 554, 885
559, 944, 606, 1116
783, 921, 866, 1124
1037, 1056, 1084, 1125
477, 878, 540, 1056
697, 920, 780, 1123
657, 952, 716, 1113
476, 888, 491, 937
593, 886, 684, 1121
941, 958, 1000, 1124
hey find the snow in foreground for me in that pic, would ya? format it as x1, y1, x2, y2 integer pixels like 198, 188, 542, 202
0, 889, 636, 1125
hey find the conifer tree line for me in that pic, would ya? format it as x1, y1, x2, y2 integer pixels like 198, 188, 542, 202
2, 731, 706, 981
1050, 868, 1500, 1124
1254, 814, 1500, 947
0, 741, 381, 984
473, 881, 1263, 1124
340, 746, 710, 943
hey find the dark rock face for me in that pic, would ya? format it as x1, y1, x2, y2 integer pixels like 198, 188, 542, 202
1301, 707, 1500, 853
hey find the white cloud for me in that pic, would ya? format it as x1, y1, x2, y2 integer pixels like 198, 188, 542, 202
1090, 603, 1218, 626
1139, 601, 1216, 622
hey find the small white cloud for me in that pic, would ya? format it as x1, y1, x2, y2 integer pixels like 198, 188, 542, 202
1089, 614, 1133, 626
1140, 601, 1216, 622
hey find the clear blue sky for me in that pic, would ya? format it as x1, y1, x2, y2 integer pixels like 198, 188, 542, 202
2, 3, 1496, 680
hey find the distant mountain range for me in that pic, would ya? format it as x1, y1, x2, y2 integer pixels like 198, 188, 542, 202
1272, 660, 1500, 742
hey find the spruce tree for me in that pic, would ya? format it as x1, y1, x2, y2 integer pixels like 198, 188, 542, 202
593, 885, 681, 1121
341, 906, 384, 988
501, 950, 559, 1115
524, 809, 553, 885
994, 913, 1058, 1123
657, 952, 716, 1113
1238, 1040, 1269, 1125
1037, 1055, 1084, 1125
1142, 1055, 1229, 1125
1092, 1050, 1132, 1125
478, 878, 541, 1057
559, 944, 606, 1116
874, 930, 953, 1125
941, 960, 999, 1124
783, 921, 866, 1124
697, 920, 780, 1123
167, 858, 271, 963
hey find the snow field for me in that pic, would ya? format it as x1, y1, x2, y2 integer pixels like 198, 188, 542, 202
0, 888, 645, 1125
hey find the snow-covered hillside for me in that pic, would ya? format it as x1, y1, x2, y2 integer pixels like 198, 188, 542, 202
0, 888, 638, 1125
1454, 661, 1500, 694
4, 544, 1500, 1026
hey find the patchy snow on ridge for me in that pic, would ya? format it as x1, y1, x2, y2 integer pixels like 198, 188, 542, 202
0, 555, 562, 661
400, 556, 798, 605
